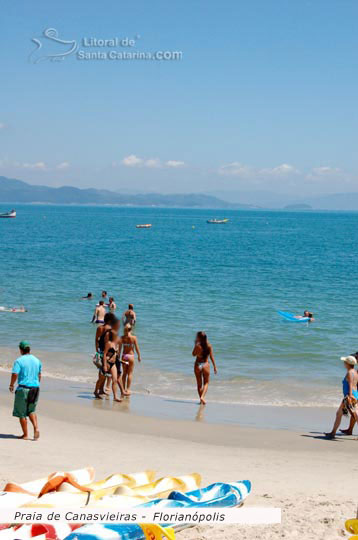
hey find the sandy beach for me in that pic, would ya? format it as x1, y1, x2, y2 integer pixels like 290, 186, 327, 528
0, 373, 356, 539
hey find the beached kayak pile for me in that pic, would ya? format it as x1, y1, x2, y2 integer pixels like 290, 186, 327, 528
0, 468, 251, 540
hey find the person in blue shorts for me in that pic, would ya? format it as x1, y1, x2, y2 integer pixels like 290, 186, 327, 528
9, 341, 42, 440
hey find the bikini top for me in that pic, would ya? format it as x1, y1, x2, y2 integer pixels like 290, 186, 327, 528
122, 338, 134, 350
98, 328, 111, 352
107, 347, 117, 361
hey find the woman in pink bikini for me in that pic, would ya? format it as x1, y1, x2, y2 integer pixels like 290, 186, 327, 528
118, 324, 141, 395
192, 331, 217, 405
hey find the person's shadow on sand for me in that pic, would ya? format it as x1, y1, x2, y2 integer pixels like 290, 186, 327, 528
301, 432, 344, 441
0, 434, 21, 439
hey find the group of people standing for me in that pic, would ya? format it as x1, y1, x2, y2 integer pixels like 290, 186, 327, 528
89, 291, 219, 405
90, 292, 140, 401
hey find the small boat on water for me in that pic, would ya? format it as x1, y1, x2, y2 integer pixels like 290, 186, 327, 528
207, 218, 229, 224
136, 224, 152, 229
0, 209, 16, 218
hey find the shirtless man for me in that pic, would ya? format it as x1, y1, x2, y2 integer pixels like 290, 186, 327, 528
109, 297, 117, 312
122, 304, 136, 327
92, 300, 106, 324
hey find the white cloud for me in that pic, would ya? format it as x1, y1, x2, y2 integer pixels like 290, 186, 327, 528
263, 163, 299, 175
122, 154, 143, 167
218, 162, 299, 178
144, 158, 161, 168
56, 161, 70, 170
166, 160, 185, 168
121, 155, 185, 169
22, 161, 47, 170
218, 162, 253, 177
306, 166, 345, 182
310, 166, 341, 176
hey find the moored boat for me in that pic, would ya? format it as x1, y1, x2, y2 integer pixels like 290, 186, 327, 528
0, 209, 16, 218
207, 218, 229, 224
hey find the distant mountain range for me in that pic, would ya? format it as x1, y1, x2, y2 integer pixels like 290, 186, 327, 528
0, 176, 255, 209
2, 176, 358, 210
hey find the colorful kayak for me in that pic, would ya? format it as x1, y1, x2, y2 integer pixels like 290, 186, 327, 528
278, 311, 310, 323
0, 469, 251, 540
64, 481, 251, 540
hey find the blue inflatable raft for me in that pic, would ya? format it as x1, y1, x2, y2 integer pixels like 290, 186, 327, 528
278, 311, 310, 323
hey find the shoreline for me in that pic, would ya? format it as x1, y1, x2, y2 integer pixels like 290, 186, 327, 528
0, 345, 343, 411
0, 371, 349, 433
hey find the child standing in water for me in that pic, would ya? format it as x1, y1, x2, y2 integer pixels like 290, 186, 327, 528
192, 331, 217, 405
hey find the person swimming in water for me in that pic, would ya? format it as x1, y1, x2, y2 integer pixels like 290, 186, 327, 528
294, 310, 314, 321
192, 331, 217, 405
82, 292, 93, 299
324, 355, 358, 439
117, 323, 141, 395
122, 304, 136, 327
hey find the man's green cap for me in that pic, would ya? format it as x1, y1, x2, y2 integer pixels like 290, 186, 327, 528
19, 340, 30, 349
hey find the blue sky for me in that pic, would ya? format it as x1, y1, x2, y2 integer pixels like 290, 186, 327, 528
1, 0, 357, 197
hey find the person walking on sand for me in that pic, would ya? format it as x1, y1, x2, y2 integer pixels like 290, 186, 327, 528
122, 304, 136, 327
192, 331, 217, 405
340, 352, 358, 435
325, 355, 358, 439
9, 341, 41, 440
118, 324, 141, 394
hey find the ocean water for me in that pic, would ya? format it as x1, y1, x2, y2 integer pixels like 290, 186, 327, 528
0, 204, 357, 408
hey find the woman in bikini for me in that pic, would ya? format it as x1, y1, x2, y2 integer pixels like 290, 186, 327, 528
93, 313, 117, 398
100, 330, 126, 402
192, 331, 217, 405
118, 324, 141, 395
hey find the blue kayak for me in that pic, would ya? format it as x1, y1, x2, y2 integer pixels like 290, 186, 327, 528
278, 311, 310, 323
